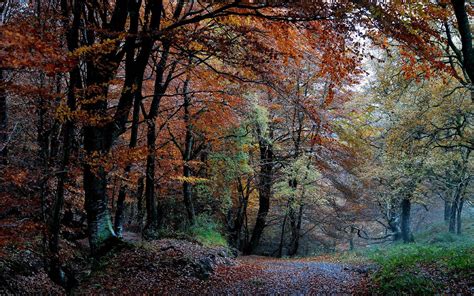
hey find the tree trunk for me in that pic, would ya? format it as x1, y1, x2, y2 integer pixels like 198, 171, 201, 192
451, 0, 474, 84
182, 84, 196, 225
82, 61, 117, 256
277, 212, 287, 258
288, 202, 303, 256
114, 184, 127, 237
113, 0, 142, 237
287, 178, 304, 257
142, 39, 173, 236
47, 1, 82, 286
449, 187, 461, 233
0, 69, 7, 164
229, 177, 250, 249
244, 137, 273, 255
114, 91, 141, 236
144, 120, 159, 237
136, 176, 145, 228
400, 197, 412, 243
456, 197, 464, 235
388, 207, 402, 241
349, 226, 355, 251
444, 199, 451, 224
182, 171, 195, 224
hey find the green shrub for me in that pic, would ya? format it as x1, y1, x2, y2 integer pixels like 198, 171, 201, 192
188, 215, 228, 247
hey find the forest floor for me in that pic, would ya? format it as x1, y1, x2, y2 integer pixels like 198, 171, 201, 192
75, 237, 371, 295
206, 256, 371, 295
1, 191, 471, 296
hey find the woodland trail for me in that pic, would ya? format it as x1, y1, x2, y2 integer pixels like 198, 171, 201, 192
207, 256, 371, 295
105, 233, 371, 295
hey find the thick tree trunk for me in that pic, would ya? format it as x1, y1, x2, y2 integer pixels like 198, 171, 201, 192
400, 197, 412, 243
244, 138, 273, 255
82, 59, 118, 256
83, 163, 116, 254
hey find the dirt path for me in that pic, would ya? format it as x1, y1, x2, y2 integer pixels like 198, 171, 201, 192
206, 256, 371, 295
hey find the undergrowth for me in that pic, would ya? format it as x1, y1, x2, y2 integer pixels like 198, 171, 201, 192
366, 219, 474, 295
153, 215, 228, 248
369, 241, 473, 294
331, 218, 474, 295
188, 215, 228, 247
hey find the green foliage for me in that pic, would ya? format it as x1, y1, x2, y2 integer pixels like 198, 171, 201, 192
274, 155, 320, 206
372, 271, 438, 295
368, 241, 474, 295
250, 103, 270, 138
188, 215, 228, 247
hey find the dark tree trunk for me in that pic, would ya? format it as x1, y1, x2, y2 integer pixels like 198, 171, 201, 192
114, 185, 126, 237
143, 120, 159, 237
83, 127, 116, 255
244, 137, 273, 255
142, 38, 172, 235
400, 197, 412, 243
0, 69, 7, 165
114, 90, 141, 236
349, 226, 355, 251
182, 83, 196, 225
451, 0, 474, 84
47, 1, 82, 286
277, 212, 287, 258
287, 178, 304, 257
456, 198, 464, 234
229, 177, 250, 249
182, 172, 195, 224
114, 13, 140, 236
444, 199, 452, 224
82, 56, 119, 255
287, 105, 304, 257
449, 188, 460, 233
136, 176, 145, 228
288, 202, 303, 256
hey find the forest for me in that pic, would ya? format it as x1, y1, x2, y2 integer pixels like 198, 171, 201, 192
0, 0, 473, 294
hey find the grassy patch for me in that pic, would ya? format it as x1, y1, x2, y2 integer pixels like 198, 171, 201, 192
331, 219, 474, 294
188, 215, 228, 247
367, 237, 473, 294
279, 219, 474, 294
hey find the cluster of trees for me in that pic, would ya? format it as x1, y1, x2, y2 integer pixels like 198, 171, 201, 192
358, 52, 473, 243
0, 0, 472, 288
